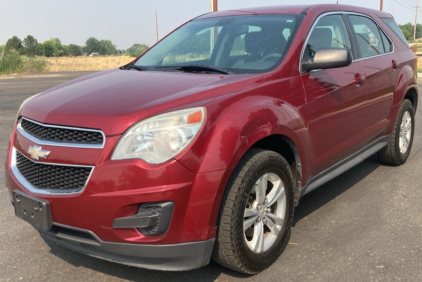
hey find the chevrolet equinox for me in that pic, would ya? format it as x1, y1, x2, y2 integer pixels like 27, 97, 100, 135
5, 4, 418, 274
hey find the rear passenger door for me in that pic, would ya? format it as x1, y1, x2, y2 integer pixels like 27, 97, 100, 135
301, 14, 367, 176
347, 14, 398, 139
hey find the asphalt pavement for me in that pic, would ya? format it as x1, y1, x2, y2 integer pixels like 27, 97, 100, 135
0, 72, 421, 282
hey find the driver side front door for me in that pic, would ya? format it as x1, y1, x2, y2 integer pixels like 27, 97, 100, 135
301, 13, 368, 177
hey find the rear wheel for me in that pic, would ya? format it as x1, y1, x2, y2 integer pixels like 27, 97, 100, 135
212, 149, 295, 274
378, 99, 415, 166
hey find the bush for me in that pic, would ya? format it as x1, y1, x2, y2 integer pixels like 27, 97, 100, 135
0, 52, 46, 75
0, 52, 23, 74
23, 57, 46, 73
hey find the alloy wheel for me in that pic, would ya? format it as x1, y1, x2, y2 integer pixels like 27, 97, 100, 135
243, 173, 286, 253
399, 111, 412, 154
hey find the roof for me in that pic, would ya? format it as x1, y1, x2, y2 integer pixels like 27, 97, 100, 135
196, 4, 393, 20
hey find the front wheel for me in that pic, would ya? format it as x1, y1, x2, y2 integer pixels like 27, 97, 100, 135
212, 149, 295, 274
378, 99, 415, 165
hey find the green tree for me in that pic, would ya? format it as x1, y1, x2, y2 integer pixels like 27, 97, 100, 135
40, 38, 66, 57
416, 24, 422, 39
50, 38, 66, 56
67, 44, 82, 56
401, 28, 411, 41
0, 45, 4, 54
85, 37, 101, 55
23, 35, 38, 57
399, 23, 413, 40
126, 43, 149, 57
5, 36, 23, 54
62, 45, 69, 56
99, 39, 117, 55
41, 41, 54, 57
399, 23, 422, 40
36, 43, 43, 56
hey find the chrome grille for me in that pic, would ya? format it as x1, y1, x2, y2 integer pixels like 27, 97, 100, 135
20, 118, 104, 145
15, 151, 92, 194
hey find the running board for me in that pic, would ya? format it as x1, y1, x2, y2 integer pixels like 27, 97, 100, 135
300, 135, 391, 197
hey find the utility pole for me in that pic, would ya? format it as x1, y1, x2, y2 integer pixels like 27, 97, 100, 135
155, 10, 159, 42
380, 0, 383, 11
210, 0, 218, 12
415, 0, 419, 40
209, 0, 218, 53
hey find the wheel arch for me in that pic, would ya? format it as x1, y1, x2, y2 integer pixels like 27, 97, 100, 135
207, 131, 305, 233
250, 135, 302, 205
188, 94, 309, 232
404, 87, 418, 112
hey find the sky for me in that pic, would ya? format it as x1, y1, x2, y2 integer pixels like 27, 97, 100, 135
0, 0, 419, 49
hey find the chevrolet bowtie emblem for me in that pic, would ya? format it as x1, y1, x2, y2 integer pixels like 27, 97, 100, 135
27, 145, 50, 160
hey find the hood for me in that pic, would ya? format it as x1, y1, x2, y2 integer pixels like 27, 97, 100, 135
21, 69, 263, 135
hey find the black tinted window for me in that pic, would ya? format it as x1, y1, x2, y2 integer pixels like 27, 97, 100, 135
349, 15, 385, 58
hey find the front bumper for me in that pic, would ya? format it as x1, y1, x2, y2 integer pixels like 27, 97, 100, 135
5, 126, 229, 270
39, 222, 215, 271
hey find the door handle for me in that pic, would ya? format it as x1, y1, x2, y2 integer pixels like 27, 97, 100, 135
392, 60, 399, 70
354, 73, 365, 86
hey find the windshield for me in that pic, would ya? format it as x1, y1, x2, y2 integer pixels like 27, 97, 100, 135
135, 14, 304, 74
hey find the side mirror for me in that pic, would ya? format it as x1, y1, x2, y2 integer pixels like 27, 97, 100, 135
302, 48, 352, 72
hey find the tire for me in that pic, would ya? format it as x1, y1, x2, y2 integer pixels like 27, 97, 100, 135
378, 99, 415, 166
212, 149, 295, 274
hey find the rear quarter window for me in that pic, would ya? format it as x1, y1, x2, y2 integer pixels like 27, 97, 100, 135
381, 18, 410, 48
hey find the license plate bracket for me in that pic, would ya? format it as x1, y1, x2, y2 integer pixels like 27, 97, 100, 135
13, 190, 52, 231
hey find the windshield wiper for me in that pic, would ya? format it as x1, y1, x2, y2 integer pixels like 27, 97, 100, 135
155, 65, 233, 75
121, 62, 149, 71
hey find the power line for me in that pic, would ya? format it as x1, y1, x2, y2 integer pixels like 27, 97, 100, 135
402, 0, 416, 6
394, 0, 414, 10
394, 0, 422, 11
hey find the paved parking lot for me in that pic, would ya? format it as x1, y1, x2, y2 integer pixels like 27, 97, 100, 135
0, 72, 421, 282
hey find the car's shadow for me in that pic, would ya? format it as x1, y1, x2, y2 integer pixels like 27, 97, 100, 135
293, 154, 381, 226
43, 155, 381, 281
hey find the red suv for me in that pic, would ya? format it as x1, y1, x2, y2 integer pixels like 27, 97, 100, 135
5, 4, 418, 274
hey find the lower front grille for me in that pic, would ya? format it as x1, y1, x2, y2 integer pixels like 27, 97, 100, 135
15, 151, 92, 194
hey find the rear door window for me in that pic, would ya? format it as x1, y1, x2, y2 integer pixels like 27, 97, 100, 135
349, 15, 385, 58
380, 29, 393, 53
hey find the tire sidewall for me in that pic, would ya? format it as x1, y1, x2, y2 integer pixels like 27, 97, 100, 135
234, 154, 294, 271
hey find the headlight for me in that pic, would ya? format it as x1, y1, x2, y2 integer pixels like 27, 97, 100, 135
111, 107, 205, 164
16, 93, 41, 120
